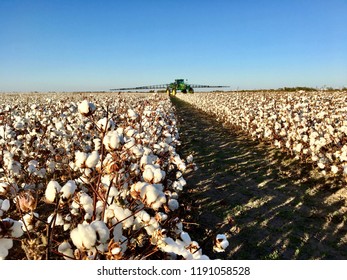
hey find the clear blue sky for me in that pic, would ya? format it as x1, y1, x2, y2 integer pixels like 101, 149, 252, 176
0, 0, 346, 91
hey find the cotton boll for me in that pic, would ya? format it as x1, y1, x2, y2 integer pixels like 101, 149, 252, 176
47, 213, 64, 226
178, 177, 186, 187
111, 247, 122, 255
0, 199, 10, 212
75, 151, 88, 168
3, 218, 24, 238
180, 231, 191, 245
172, 181, 183, 191
27, 161, 37, 174
103, 131, 121, 150
143, 185, 160, 205
125, 127, 136, 137
58, 241, 74, 260
124, 137, 135, 149
55, 121, 64, 130
60, 180, 77, 201
78, 100, 96, 116
16, 189, 37, 212
78, 192, 93, 219
136, 210, 151, 223
45, 180, 62, 203
0, 182, 10, 195
85, 151, 99, 168
343, 165, 347, 175
70, 223, 97, 250
331, 165, 339, 174
112, 205, 134, 229
318, 161, 325, 169
78, 100, 90, 115
213, 234, 229, 252
0, 239, 13, 260
168, 199, 179, 211
130, 163, 140, 175
97, 117, 115, 132
143, 167, 154, 183
155, 212, 168, 222
22, 212, 39, 231
93, 138, 101, 151
151, 194, 166, 210
46, 160, 56, 173
91, 221, 110, 244
79, 192, 93, 206
127, 108, 138, 120
186, 154, 194, 163
153, 168, 165, 184
131, 145, 144, 158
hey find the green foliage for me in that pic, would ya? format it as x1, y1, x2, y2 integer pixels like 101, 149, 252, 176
278, 87, 318, 92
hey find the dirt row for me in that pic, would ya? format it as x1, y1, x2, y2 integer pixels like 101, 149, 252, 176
172, 97, 347, 259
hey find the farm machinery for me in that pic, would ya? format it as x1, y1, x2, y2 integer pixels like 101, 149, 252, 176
110, 79, 228, 95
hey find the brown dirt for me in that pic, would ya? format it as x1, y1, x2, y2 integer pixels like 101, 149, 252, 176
172, 97, 347, 260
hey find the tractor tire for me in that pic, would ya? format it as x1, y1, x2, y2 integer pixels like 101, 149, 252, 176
188, 87, 194, 94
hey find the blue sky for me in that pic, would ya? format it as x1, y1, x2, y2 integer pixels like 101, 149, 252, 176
0, 0, 346, 91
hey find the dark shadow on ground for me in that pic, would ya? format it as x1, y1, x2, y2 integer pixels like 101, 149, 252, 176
172, 97, 347, 260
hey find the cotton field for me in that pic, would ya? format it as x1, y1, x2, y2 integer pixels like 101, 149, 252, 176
0, 92, 220, 260
177, 91, 347, 178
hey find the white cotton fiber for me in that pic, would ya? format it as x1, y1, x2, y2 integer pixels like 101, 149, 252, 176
70, 223, 97, 250
91, 221, 110, 244
168, 199, 179, 211
45, 180, 61, 203
58, 241, 74, 260
85, 151, 99, 168
60, 180, 77, 200
0, 199, 10, 211
0, 239, 13, 260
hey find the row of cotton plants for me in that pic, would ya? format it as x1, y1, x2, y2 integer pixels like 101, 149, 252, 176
177, 91, 347, 177
0, 92, 227, 259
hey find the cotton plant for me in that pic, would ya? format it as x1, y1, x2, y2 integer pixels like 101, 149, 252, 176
0, 92, 217, 260
177, 90, 347, 178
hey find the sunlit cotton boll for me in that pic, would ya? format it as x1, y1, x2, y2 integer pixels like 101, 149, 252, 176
75, 151, 88, 168
97, 117, 115, 132
143, 167, 154, 183
112, 205, 134, 229
78, 100, 96, 117
60, 180, 77, 201
85, 151, 99, 168
103, 130, 121, 150
93, 138, 101, 151
127, 108, 138, 120
90, 221, 110, 244
45, 180, 62, 203
70, 223, 97, 250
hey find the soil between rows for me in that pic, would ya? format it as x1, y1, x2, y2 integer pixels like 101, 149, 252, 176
171, 96, 347, 259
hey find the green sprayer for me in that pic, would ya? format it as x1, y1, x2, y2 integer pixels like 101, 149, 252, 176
110, 79, 228, 95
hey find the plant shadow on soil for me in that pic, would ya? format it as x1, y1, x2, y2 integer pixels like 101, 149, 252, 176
171, 97, 347, 260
